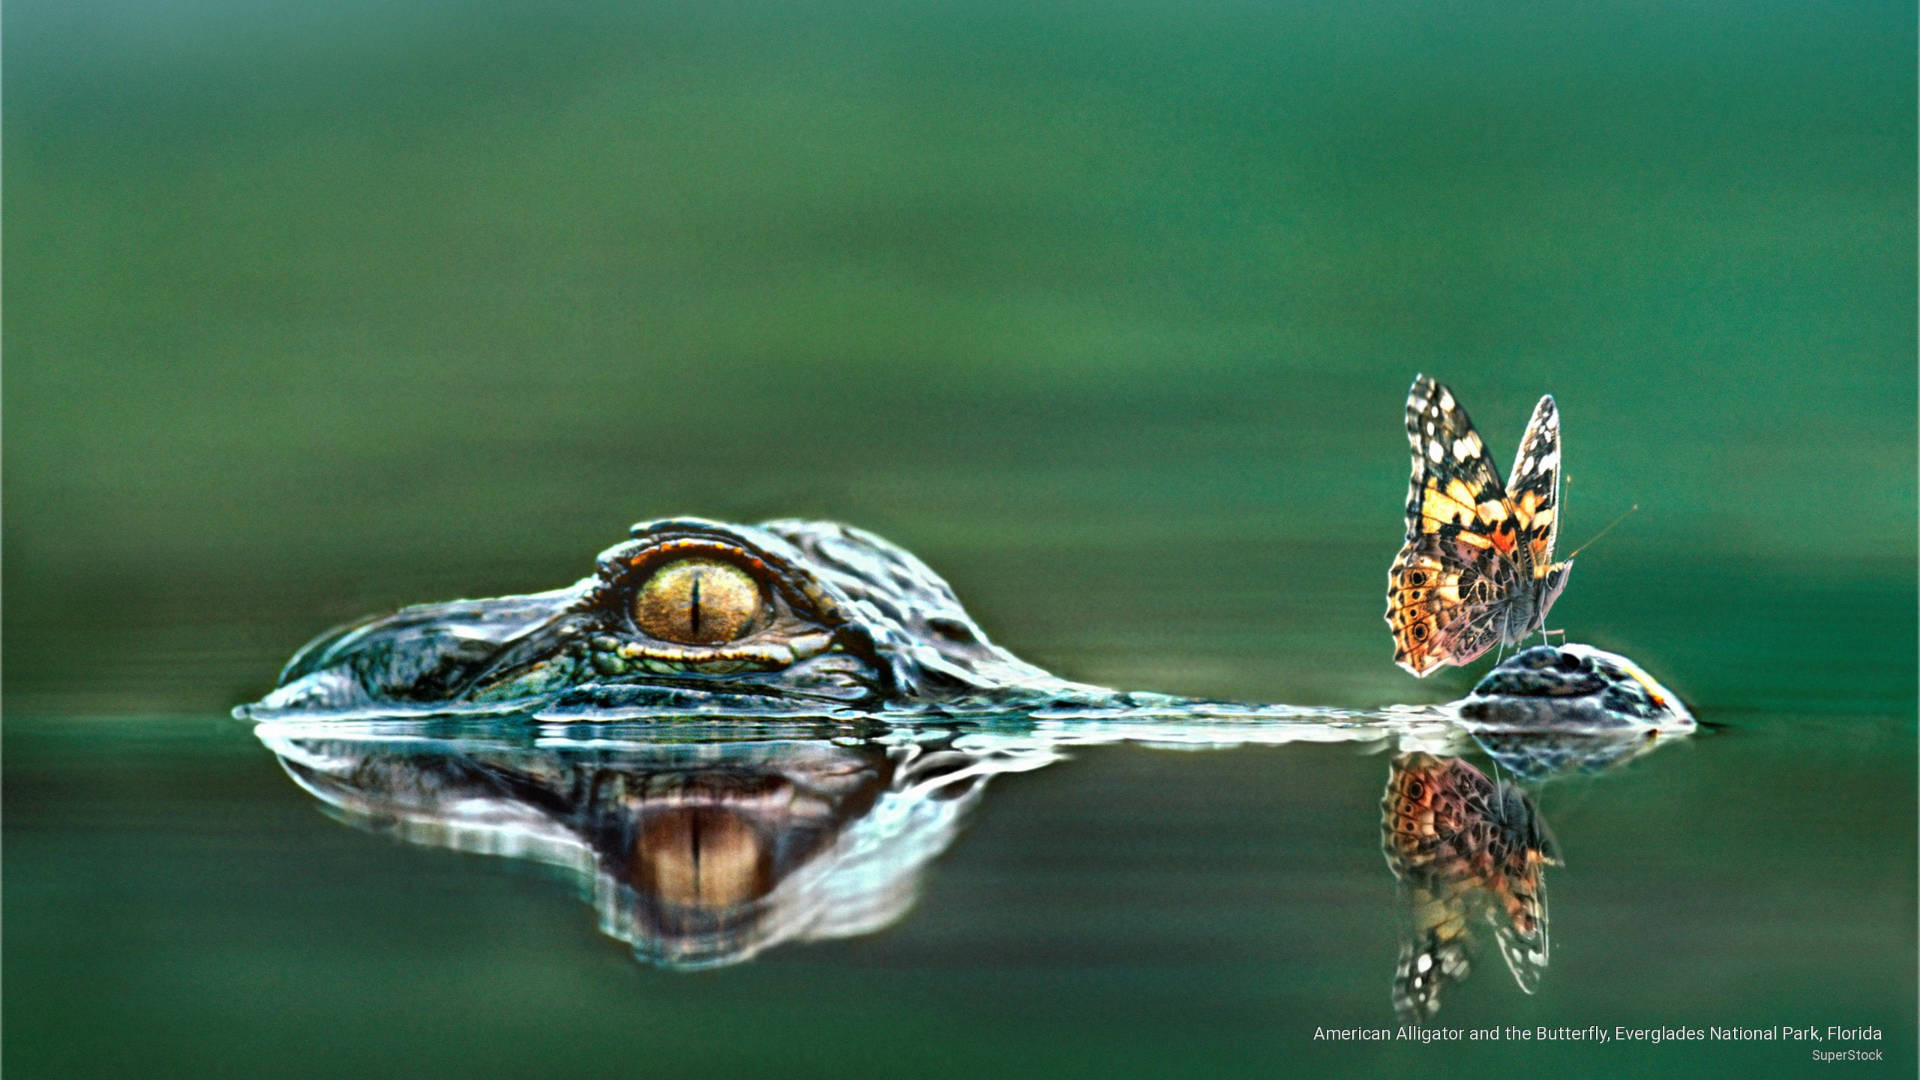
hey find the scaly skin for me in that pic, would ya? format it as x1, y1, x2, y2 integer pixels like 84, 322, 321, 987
239, 517, 1693, 731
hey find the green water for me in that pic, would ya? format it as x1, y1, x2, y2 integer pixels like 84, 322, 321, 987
5, 2, 1914, 1077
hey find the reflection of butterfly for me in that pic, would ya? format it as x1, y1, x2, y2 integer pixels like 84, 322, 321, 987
1380, 753, 1560, 1022
1387, 375, 1572, 676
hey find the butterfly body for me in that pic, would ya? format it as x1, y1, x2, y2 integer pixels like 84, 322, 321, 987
1387, 376, 1571, 677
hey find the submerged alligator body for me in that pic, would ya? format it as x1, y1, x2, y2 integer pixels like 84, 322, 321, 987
241, 517, 1693, 732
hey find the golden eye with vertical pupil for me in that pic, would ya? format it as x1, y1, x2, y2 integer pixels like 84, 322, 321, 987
632, 558, 762, 644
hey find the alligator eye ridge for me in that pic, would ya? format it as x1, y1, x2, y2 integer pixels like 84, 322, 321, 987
633, 558, 763, 644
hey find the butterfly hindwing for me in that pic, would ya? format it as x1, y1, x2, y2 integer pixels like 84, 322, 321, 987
1388, 534, 1520, 675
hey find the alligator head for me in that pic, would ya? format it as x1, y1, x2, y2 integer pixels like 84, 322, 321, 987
242, 518, 1097, 719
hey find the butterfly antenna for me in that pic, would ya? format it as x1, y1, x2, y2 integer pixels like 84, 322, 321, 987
1485, 747, 1512, 789
1564, 504, 1639, 561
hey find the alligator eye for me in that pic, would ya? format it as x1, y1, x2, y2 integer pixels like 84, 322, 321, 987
633, 558, 762, 644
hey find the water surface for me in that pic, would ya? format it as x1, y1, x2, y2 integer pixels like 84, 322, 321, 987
5, 1, 1914, 1077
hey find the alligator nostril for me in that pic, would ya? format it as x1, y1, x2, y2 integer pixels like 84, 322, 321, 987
1556, 652, 1584, 672
927, 617, 977, 645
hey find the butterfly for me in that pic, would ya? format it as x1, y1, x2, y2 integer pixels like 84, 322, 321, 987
1386, 375, 1571, 677
1380, 752, 1560, 1022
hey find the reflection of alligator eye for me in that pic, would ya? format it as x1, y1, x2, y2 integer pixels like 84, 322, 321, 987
637, 810, 770, 907
633, 558, 762, 644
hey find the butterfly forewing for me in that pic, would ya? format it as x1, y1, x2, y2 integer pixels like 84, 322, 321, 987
1387, 376, 1533, 676
1401, 376, 1509, 543
1506, 394, 1562, 573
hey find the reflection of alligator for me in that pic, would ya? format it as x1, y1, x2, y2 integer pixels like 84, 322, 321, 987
240, 518, 1696, 731
259, 718, 1344, 970
261, 704, 1661, 981
264, 729, 996, 968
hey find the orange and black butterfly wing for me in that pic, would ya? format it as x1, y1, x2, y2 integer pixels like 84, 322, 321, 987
1387, 376, 1527, 676
1482, 779, 1560, 994
1506, 394, 1562, 574
1383, 754, 1559, 1017
1382, 753, 1484, 1021
1389, 533, 1526, 676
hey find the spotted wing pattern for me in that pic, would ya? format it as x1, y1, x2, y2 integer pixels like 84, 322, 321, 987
1381, 753, 1559, 1021
1386, 376, 1557, 676
1506, 395, 1562, 573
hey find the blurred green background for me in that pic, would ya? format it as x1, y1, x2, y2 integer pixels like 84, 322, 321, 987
5, 1, 1915, 1077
